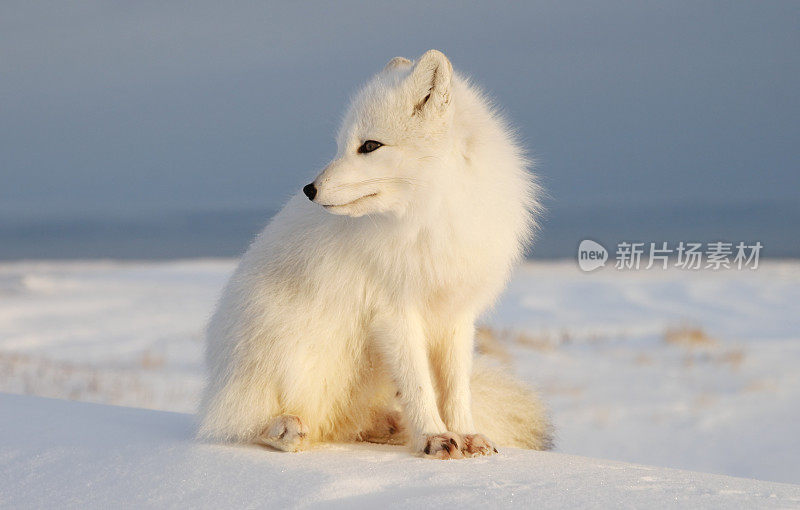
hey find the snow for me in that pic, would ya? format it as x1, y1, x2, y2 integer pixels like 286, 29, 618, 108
2, 393, 798, 509
1, 259, 799, 486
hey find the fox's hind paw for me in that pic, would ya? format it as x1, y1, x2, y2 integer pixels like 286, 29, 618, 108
256, 414, 309, 452
362, 410, 407, 445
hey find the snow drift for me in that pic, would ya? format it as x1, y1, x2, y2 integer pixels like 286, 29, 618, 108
1, 393, 798, 509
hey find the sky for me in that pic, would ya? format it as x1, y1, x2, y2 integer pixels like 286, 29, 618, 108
1, 1, 798, 223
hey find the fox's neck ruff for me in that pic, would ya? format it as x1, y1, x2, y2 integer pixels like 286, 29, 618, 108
376, 75, 536, 259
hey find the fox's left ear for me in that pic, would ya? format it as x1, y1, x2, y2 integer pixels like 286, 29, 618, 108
406, 50, 453, 116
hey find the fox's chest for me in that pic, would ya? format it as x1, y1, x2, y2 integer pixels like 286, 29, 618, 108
406, 233, 510, 317
356, 207, 524, 316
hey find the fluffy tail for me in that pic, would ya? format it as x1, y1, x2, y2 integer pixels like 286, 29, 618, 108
471, 356, 554, 450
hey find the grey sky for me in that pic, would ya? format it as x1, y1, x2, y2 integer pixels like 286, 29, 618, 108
1, 1, 798, 219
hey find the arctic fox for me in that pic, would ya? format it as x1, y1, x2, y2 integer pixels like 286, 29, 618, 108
199, 50, 552, 459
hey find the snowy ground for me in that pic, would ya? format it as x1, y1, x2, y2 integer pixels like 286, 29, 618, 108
1, 259, 799, 485
3, 393, 799, 509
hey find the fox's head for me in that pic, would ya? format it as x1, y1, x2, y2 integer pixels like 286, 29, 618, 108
303, 50, 456, 218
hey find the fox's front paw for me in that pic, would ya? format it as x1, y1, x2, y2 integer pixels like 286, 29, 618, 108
462, 433, 498, 457
256, 414, 309, 452
422, 432, 465, 459
362, 410, 407, 445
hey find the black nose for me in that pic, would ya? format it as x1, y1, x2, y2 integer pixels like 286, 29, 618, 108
302, 183, 317, 201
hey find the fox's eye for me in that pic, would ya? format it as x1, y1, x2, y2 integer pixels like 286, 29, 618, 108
357, 140, 383, 154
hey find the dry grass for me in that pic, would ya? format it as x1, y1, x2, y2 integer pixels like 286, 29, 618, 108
539, 382, 584, 397
474, 326, 512, 364
664, 325, 717, 348
139, 350, 165, 369
475, 325, 562, 363
515, 332, 559, 352
0, 350, 199, 413
743, 379, 777, 393
691, 393, 718, 410
716, 349, 746, 369
663, 324, 748, 372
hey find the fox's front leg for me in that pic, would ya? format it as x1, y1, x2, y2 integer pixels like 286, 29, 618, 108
371, 310, 464, 459
432, 319, 497, 457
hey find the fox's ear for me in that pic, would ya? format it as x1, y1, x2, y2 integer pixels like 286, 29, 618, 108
406, 50, 452, 115
384, 56, 412, 71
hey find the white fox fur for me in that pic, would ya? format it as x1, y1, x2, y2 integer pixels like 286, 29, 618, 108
199, 50, 552, 458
